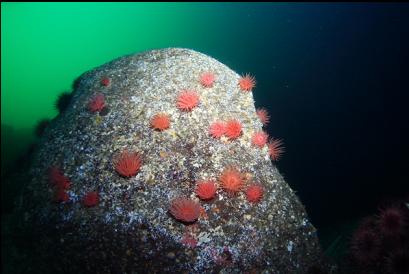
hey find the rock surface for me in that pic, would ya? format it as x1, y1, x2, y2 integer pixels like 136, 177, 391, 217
16, 48, 326, 273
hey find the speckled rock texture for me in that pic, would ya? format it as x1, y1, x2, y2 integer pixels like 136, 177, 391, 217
17, 48, 327, 273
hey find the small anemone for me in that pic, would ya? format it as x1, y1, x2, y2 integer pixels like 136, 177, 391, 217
378, 206, 407, 237
55, 92, 73, 114
238, 73, 256, 92
256, 108, 270, 126
176, 90, 199, 111
350, 228, 381, 266
246, 184, 264, 203
35, 118, 51, 137
150, 113, 170, 131
225, 119, 242, 140
113, 150, 142, 178
196, 181, 217, 200
169, 197, 200, 223
82, 191, 99, 207
219, 166, 244, 195
72, 74, 83, 90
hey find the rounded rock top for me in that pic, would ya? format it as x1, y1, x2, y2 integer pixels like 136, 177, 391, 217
13, 48, 330, 274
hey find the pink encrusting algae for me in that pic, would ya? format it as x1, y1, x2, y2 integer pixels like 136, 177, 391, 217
113, 150, 142, 178
251, 131, 269, 148
200, 72, 216, 88
88, 93, 105, 113
176, 90, 200, 111
238, 74, 256, 92
169, 198, 201, 223
209, 121, 226, 139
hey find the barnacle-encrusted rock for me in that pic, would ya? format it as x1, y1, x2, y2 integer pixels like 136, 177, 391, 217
14, 48, 329, 273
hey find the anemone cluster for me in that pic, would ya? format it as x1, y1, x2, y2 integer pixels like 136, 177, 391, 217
46, 72, 285, 227
348, 200, 409, 274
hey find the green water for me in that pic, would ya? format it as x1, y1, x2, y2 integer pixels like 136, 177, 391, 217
7, 4, 408, 269
2, 2, 279, 172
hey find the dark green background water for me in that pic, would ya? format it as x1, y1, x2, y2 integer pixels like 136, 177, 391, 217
2, 2, 409, 261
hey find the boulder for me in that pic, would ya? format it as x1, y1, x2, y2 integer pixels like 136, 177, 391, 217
15, 48, 327, 273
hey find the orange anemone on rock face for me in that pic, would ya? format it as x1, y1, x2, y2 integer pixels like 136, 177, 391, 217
101, 76, 110, 87
246, 184, 264, 203
219, 167, 244, 194
251, 131, 269, 148
196, 181, 217, 200
225, 119, 242, 140
48, 166, 71, 190
48, 166, 71, 203
88, 93, 105, 113
239, 74, 256, 92
48, 166, 64, 185
169, 198, 200, 223
200, 72, 216, 88
150, 113, 170, 131
256, 108, 270, 126
113, 150, 142, 178
209, 121, 226, 139
177, 90, 200, 111
268, 138, 285, 161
